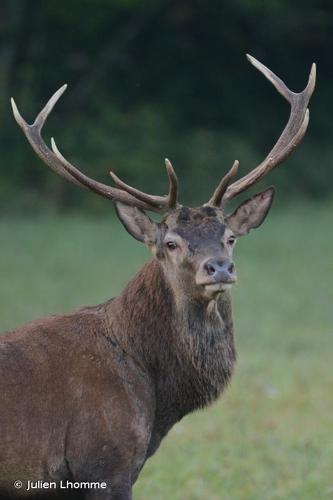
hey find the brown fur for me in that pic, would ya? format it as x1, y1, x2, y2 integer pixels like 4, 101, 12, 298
0, 195, 275, 500
7, 52, 312, 497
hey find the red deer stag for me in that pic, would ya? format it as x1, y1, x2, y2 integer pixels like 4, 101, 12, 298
1, 55, 315, 500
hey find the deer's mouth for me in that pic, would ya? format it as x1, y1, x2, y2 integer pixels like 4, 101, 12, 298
202, 279, 236, 294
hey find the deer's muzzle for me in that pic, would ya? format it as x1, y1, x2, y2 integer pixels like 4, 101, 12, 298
196, 257, 237, 289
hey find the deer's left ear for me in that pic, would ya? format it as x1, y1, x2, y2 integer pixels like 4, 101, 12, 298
114, 202, 159, 244
225, 187, 275, 236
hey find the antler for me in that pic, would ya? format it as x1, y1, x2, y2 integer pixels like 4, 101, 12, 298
11, 86, 179, 213
206, 160, 239, 207
208, 54, 316, 208
12, 55, 315, 214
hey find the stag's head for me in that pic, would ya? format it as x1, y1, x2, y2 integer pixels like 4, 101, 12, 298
11, 55, 315, 301
113, 186, 274, 300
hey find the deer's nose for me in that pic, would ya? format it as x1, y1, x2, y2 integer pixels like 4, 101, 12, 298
204, 258, 236, 283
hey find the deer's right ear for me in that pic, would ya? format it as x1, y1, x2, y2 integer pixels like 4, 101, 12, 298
114, 202, 159, 244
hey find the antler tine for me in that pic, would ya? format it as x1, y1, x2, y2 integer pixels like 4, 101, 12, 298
206, 160, 239, 207
164, 158, 178, 209
11, 86, 177, 213
220, 55, 316, 206
109, 158, 179, 210
50, 139, 161, 212
11, 86, 82, 186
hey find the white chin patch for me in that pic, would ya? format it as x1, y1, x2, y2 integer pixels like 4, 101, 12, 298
204, 283, 233, 295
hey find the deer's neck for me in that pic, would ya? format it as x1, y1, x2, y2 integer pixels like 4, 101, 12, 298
106, 259, 236, 437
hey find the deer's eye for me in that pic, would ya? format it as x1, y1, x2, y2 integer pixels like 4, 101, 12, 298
227, 236, 236, 246
166, 241, 178, 251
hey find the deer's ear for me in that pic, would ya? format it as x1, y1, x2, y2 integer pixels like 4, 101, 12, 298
225, 187, 275, 236
114, 202, 159, 244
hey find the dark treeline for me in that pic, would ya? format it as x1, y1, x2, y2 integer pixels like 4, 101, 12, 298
0, 0, 332, 212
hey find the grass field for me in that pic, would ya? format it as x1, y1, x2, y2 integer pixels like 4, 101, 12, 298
0, 202, 332, 499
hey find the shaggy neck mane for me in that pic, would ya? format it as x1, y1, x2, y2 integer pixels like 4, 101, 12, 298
106, 258, 236, 438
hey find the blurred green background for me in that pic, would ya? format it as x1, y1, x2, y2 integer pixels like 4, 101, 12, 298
1, 0, 333, 211
0, 1, 332, 499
